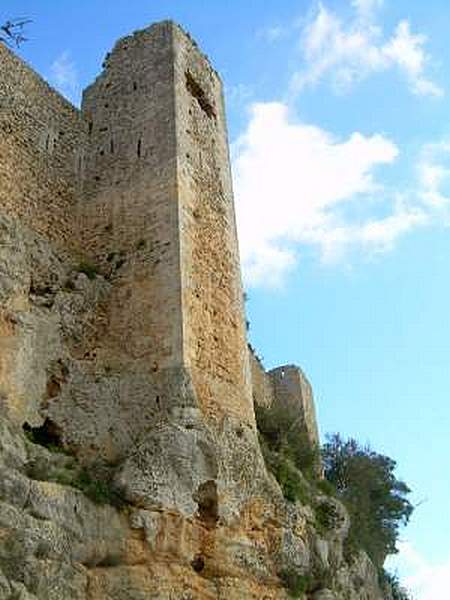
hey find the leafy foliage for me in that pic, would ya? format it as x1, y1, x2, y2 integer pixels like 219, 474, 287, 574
278, 569, 311, 598
72, 468, 126, 508
379, 570, 413, 600
23, 423, 126, 509
314, 500, 341, 532
322, 433, 413, 568
77, 260, 99, 280
255, 403, 320, 482
256, 401, 322, 504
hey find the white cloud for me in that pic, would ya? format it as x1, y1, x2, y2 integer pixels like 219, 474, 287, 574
291, 2, 442, 97
232, 102, 427, 286
231, 2, 447, 287
418, 141, 450, 210
352, 0, 384, 19
50, 51, 79, 102
388, 542, 450, 600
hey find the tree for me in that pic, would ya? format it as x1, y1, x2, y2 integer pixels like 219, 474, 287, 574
322, 433, 413, 568
0, 18, 31, 47
379, 571, 413, 600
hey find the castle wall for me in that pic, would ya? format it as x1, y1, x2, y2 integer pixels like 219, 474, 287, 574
80, 22, 183, 370
0, 43, 86, 249
249, 348, 275, 408
269, 365, 320, 448
173, 26, 253, 426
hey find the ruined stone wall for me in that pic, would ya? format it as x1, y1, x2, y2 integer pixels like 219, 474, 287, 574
249, 351, 320, 449
249, 348, 274, 408
0, 44, 87, 428
0, 43, 86, 250
173, 25, 253, 426
80, 22, 183, 370
269, 365, 320, 448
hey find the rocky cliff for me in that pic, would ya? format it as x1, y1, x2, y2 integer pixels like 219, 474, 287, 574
0, 170, 387, 600
0, 23, 388, 600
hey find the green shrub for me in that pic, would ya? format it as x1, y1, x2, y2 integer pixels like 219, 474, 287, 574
255, 404, 321, 482
23, 423, 126, 509
378, 569, 412, 600
276, 453, 309, 503
316, 478, 336, 496
259, 433, 310, 504
278, 569, 312, 598
322, 433, 413, 568
315, 500, 341, 533
77, 260, 99, 280
72, 469, 126, 508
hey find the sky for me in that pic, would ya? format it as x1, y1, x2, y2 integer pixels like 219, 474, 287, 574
4, 1, 450, 597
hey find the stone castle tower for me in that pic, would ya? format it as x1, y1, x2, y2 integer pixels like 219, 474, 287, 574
0, 20, 318, 511
79, 21, 253, 428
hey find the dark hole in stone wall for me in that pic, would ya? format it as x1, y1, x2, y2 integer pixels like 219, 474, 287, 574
23, 418, 63, 450
137, 139, 142, 158
191, 554, 205, 573
194, 480, 219, 526
29, 283, 52, 297
185, 71, 216, 119
46, 376, 61, 399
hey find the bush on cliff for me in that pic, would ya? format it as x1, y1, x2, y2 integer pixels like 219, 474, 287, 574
255, 403, 320, 483
380, 570, 412, 600
322, 433, 413, 569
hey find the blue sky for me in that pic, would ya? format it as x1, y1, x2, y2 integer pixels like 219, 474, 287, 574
5, 1, 450, 597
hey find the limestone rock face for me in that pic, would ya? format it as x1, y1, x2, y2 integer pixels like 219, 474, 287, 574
0, 414, 386, 600
0, 21, 387, 600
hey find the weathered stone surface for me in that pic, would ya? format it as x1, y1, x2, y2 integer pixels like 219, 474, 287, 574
0, 414, 387, 599
0, 20, 386, 600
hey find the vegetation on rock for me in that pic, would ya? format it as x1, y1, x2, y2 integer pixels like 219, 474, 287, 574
77, 260, 100, 280
379, 570, 412, 600
322, 433, 413, 568
256, 407, 414, 598
255, 403, 320, 487
24, 422, 126, 508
